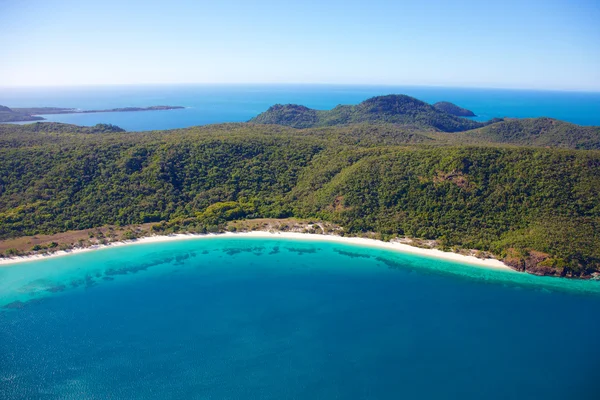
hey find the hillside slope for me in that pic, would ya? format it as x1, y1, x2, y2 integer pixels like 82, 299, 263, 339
456, 118, 600, 149
0, 105, 44, 122
0, 122, 599, 277
433, 101, 476, 117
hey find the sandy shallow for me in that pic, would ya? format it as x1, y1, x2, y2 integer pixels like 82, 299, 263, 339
0, 231, 512, 271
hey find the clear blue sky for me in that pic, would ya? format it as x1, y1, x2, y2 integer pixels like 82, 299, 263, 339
1, 0, 599, 90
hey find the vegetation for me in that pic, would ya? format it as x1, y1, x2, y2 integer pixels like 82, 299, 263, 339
0, 123, 125, 142
1, 100, 600, 277
0, 105, 44, 122
249, 95, 490, 132
433, 101, 476, 117
9, 107, 75, 115
455, 118, 600, 150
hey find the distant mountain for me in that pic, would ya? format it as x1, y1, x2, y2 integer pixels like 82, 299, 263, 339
459, 118, 600, 150
249, 95, 491, 132
433, 101, 476, 117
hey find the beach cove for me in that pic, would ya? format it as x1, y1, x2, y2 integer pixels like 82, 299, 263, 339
2, 232, 600, 310
0, 231, 510, 269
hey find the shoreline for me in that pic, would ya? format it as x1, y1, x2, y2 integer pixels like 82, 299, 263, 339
0, 231, 513, 271
0, 105, 185, 123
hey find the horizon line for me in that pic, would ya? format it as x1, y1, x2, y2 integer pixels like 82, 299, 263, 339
1, 82, 600, 94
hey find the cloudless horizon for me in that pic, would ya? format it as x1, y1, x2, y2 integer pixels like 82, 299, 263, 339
1, 0, 599, 91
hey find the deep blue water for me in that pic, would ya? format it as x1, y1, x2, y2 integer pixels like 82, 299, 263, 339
1, 237, 599, 399
1, 84, 599, 131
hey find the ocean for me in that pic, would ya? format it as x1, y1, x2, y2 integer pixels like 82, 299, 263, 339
1, 84, 600, 131
1, 237, 599, 399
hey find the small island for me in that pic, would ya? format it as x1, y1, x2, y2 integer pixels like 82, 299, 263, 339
0, 105, 184, 122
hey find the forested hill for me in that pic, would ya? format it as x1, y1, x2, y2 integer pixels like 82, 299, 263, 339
454, 118, 600, 150
0, 121, 599, 278
433, 101, 476, 117
246, 94, 600, 149
0, 105, 44, 122
249, 95, 489, 132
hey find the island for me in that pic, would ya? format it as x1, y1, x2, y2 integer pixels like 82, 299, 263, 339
0, 105, 184, 122
249, 95, 487, 132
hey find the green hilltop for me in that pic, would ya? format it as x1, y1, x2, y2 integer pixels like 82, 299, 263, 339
249, 94, 488, 132
455, 117, 600, 150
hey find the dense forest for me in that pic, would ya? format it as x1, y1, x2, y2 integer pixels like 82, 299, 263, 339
455, 118, 600, 149
432, 101, 476, 117
1, 96, 600, 277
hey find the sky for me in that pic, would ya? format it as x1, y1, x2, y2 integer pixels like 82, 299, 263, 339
0, 0, 599, 91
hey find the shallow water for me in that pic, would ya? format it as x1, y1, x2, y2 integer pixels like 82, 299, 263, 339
1, 237, 599, 399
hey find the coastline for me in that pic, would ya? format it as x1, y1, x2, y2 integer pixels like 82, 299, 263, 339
0, 231, 513, 271
0, 105, 185, 123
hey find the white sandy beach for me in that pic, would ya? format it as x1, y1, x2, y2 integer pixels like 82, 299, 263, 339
0, 231, 512, 271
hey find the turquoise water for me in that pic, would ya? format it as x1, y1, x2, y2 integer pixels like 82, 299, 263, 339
1, 237, 599, 399
1, 84, 599, 131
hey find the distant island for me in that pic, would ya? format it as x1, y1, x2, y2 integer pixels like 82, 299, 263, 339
433, 101, 476, 117
249, 94, 488, 132
0, 105, 184, 122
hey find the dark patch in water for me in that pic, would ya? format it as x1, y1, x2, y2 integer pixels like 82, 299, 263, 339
46, 284, 67, 293
3, 300, 26, 309
70, 278, 84, 288
17, 279, 55, 294
85, 275, 96, 288
285, 247, 318, 255
201, 250, 210, 255
175, 253, 190, 263
269, 246, 280, 255
222, 247, 266, 256
222, 248, 244, 256
2, 298, 43, 310
104, 257, 175, 276
375, 256, 405, 269
102, 277, 115, 281
334, 248, 371, 259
